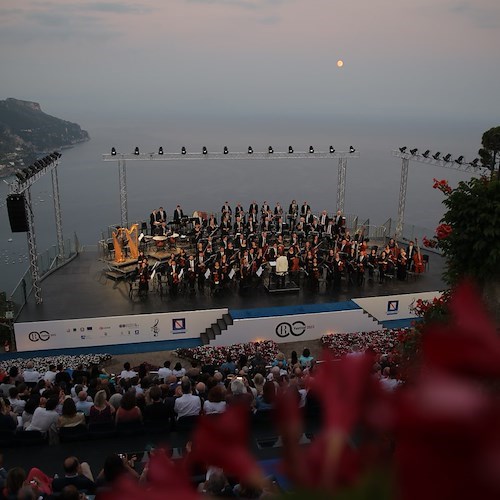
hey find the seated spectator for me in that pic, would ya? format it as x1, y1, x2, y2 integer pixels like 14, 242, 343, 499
119, 362, 137, 381
21, 396, 40, 430
142, 386, 171, 425
226, 377, 253, 408
158, 361, 172, 382
288, 350, 301, 372
174, 377, 201, 419
75, 391, 93, 417
57, 398, 85, 429
0, 376, 15, 398
203, 385, 227, 415
219, 355, 237, 376
255, 381, 277, 411
55, 364, 71, 386
22, 362, 41, 387
8, 386, 26, 415
299, 348, 314, 369
89, 390, 115, 425
271, 352, 288, 370
252, 373, 265, 397
2, 467, 26, 499
71, 364, 90, 385
379, 366, 400, 392
26, 397, 59, 433
186, 360, 201, 379
43, 364, 57, 384
52, 456, 96, 495
95, 454, 139, 490
0, 398, 17, 432
115, 391, 142, 424
172, 362, 186, 379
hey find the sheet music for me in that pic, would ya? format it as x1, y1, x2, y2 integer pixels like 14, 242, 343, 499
204, 269, 211, 279
256, 266, 264, 277
229, 268, 235, 279
178, 269, 184, 278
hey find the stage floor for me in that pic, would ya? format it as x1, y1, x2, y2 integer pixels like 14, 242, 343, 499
16, 249, 446, 323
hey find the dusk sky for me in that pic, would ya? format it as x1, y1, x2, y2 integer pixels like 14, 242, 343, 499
1, 0, 499, 122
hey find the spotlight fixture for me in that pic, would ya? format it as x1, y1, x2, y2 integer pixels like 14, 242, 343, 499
349, 146, 356, 153
134, 147, 140, 155
202, 147, 208, 155
329, 146, 335, 154
223, 146, 228, 155
432, 152, 441, 160
181, 147, 187, 155
158, 147, 164, 155
288, 146, 294, 154
248, 146, 253, 154
28, 165, 38, 175
399, 146, 407, 153
309, 146, 314, 154
455, 155, 464, 164
422, 149, 430, 158
410, 148, 418, 156
443, 154, 452, 162
470, 158, 480, 167
268, 146, 274, 154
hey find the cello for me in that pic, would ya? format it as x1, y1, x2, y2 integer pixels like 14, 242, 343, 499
413, 238, 425, 273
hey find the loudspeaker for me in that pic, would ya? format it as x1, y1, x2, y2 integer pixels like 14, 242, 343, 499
7, 194, 29, 232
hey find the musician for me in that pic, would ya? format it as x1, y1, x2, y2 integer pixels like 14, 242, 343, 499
406, 241, 416, 270
173, 205, 184, 223
186, 254, 197, 293
138, 262, 150, 297
267, 243, 279, 263
397, 249, 408, 281
193, 222, 203, 243
304, 208, 314, 227
367, 248, 378, 280
235, 203, 245, 220
332, 252, 343, 291
211, 261, 224, 294
168, 258, 180, 296
378, 251, 389, 284
274, 216, 286, 234
309, 257, 320, 291
246, 217, 256, 236
155, 221, 168, 236
300, 201, 311, 217
290, 232, 299, 249
149, 210, 157, 235
208, 213, 218, 231
388, 238, 398, 259
220, 215, 231, 236
249, 200, 259, 215
221, 201, 232, 219
156, 207, 167, 224
137, 250, 148, 266
319, 210, 329, 231
261, 201, 270, 217
295, 217, 305, 240
233, 215, 245, 235
274, 202, 283, 217
288, 199, 298, 218
261, 215, 272, 233
196, 249, 207, 293
225, 241, 235, 262
356, 250, 367, 286
239, 257, 251, 291
325, 219, 335, 237
339, 238, 351, 258
216, 246, 226, 263
333, 210, 343, 227
310, 217, 320, 235
259, 231, 269, 249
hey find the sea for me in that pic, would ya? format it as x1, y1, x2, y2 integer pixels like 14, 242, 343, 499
0, 112, 491, 296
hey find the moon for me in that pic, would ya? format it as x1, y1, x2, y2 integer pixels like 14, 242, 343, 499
337, 60, 344, 68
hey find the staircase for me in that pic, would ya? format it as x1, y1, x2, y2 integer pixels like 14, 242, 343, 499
200, 312, 234, 345
361, 309, 384, 328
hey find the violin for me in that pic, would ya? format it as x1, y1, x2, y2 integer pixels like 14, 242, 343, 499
413, 238, 425, 273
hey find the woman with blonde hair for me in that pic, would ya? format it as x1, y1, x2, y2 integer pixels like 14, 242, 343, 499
89, 389, 115, 425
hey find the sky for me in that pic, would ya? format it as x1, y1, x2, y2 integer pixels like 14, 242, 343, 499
0, 0, 499, 123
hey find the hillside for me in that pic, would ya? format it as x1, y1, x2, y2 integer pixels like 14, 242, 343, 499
0, 98, 89, 176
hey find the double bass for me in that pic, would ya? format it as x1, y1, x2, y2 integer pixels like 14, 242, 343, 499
413, 238, 425, 274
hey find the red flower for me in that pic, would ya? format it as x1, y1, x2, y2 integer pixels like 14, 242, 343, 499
432, 178, 453, 195
435, 223, 452, 240
422, 236, 438, 248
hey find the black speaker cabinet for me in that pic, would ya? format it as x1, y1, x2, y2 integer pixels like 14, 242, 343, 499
6, 194, 29, 232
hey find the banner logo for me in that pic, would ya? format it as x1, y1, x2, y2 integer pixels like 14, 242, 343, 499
28, 331, 50, 342
172, 318, 186, 334
387, 300, 399, 315
275, 321, 306, 338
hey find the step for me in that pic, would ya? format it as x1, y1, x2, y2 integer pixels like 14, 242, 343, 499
206, 328, 215, 340
223, 313, 233, 326
211, 323, 221, 336
200, 332, 209, 345
217, 318, 228, 331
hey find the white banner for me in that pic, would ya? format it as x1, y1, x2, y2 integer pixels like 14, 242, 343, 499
210, 309, 381, 347
352, 290, 442, 322
14, 308, 227, 352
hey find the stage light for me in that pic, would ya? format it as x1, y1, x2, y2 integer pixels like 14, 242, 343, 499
223, 146, 228, 155
399, 146, 407, 153
111, 147, 117, 156
455, 155, 464, 164
443, 154, 452, 162
309, 146, 314, 154
410, 148, 418, 156
470, 158, 480, 167
268, 146, 274, 154
288, 146, 294, 154
202, 147, 208, 155
349, 146, 356, 153
432, 152, 441, 160
158, 147, 164, 155
28, 165, 38, 175
134, 147, 140, 155
422, 150, 430, 158
329, 146, 335, 154
248, 146, 253, 154
181, 147, 186, 155
50, 152, 59, 160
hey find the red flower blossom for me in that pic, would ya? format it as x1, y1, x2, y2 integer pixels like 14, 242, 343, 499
432, 178, 453, 195
435, 223, 452, 240
422, 236, 438, 248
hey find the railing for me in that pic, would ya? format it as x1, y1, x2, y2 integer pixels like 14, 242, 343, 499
381, 218, 442, 255
9, 233, 81, 319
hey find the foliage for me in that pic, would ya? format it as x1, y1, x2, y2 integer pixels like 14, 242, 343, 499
424, 176, 500, 287
478, 126, 500, 179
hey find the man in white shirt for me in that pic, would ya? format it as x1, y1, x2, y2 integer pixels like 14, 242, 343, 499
27, 397, 59, 433
43, 364, 57, 384
119, 362, 137, 380
275, 250, 289, 288
158, 361, 173, 382
174, 377, 201, 419
22, 361, 41, 386
8, 387, 26, 415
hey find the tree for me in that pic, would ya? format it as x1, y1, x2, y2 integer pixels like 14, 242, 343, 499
478, 126, 500, 180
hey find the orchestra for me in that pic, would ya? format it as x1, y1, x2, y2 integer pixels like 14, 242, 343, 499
124, 199, 428, 298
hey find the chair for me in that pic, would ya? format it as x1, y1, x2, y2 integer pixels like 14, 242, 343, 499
107, 241, 115, 260
15, 430, 47, 446
115, 420, 144, 436
59, 424, 89, 443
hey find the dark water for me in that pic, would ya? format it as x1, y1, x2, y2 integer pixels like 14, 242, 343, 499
0, 112, 489, 295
